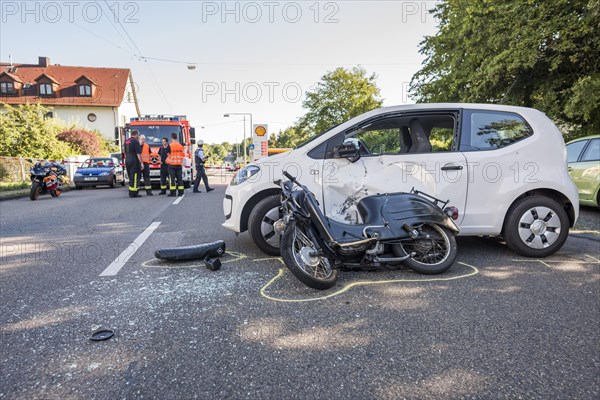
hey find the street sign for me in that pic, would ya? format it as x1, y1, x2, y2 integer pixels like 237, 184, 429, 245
252, 124, 268, 161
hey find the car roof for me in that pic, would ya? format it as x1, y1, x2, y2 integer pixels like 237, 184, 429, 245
376, 102, 542, 113
567, 134, 600, 144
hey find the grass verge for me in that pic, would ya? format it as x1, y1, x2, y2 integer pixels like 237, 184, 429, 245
0, 181, 30, 191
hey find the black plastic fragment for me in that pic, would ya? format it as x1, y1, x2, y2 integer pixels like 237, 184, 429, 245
155, 240, 226, 261
90, 329, 114, 341
205, 257, 222, 271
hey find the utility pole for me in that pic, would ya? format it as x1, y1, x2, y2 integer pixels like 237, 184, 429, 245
128, 70, 141, 118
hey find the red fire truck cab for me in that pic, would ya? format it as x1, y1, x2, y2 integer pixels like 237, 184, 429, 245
118, 115, 196, 188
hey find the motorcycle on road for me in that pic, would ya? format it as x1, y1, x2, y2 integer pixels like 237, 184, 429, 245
276, 171, 460, 290
29, 162, 66, 201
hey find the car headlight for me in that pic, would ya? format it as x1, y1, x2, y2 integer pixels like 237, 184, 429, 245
100, 172, 110, 176
230, 165, 260, 186
74, 172, 82, 177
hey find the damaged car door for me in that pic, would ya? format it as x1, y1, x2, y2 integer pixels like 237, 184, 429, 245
320, 111, 469, 224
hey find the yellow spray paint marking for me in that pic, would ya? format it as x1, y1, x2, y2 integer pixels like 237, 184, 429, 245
142, 251, 248, 269
259, 262, 479, 303
511, 254, 600, 268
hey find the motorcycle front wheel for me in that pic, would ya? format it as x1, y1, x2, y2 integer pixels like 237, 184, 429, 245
30, 181, 40, 201
280, 220, 338, 290
395, 223, 458, 274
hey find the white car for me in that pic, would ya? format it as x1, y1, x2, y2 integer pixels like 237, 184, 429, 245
223, 103, 579, 258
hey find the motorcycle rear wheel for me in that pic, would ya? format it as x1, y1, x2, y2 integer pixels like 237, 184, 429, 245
30, 181, 40, 201
395, 223, 457, 274
281, 220, 338, 290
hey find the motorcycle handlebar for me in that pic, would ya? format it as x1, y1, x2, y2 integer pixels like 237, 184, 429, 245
283, 171, 296, 182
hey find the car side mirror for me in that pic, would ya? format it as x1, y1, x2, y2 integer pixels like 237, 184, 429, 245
333, 143, 361, 163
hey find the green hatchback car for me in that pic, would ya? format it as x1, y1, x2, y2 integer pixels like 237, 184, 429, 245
566, 135, 600, 207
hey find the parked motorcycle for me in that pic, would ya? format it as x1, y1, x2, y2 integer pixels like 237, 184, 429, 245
29, 162, 66, 201
277, 171, 460, 290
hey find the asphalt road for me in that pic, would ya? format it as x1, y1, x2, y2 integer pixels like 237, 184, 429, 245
1, 180, 599, 399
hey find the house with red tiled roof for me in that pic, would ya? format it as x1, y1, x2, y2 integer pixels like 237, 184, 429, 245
0, 56, 135, 141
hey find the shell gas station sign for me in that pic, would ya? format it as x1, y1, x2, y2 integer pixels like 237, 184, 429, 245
252, 124, 268, 161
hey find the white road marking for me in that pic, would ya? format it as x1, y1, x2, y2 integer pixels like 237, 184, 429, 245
172, 195, 184, 205
99, 221, 161, 277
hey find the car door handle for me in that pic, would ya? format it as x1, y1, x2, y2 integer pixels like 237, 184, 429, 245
441, 165, 463, 171
310, 169, 319, 175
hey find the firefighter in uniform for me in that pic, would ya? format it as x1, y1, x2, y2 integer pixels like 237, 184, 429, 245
126, 129, 143, 198
158, 137, 170, 195
166, 132, 185, 197
193, 140, 214, 193
139, 135, 153, 196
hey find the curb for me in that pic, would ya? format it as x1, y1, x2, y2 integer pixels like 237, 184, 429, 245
0, 186, 73, 201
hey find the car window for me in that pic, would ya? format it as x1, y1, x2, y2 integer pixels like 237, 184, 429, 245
581, 139, 599, 162
460, 111, 533, 151
567, 140, 588, 163
341, 113, 457, 156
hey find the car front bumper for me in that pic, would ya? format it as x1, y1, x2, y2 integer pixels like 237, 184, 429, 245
74, 176, 113, 186
222, 182, 257, 233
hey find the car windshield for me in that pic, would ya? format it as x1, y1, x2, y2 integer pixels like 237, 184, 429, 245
81, 159, 114, 168
294, 123, 342, 149
131, 125, 184, 144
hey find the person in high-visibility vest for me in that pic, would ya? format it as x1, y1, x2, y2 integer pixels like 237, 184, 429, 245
139, 135, 153, 196
166, 132, 185, 197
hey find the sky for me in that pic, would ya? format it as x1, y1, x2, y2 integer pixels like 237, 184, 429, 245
0, 0, 439, 144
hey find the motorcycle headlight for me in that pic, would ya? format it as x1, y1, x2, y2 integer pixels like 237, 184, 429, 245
230, 165, 260, 186
74, 172, 82, 177
99, 172, 110, 176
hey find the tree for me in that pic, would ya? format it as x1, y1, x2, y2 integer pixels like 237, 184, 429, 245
57, 129, 103, 157
206, 143, 227, 165
298, 66, 383, 137
0, 103, 74, 159
269, 126, 307, 149
410, 0, 600, 138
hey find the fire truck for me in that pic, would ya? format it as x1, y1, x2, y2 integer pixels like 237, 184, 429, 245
116, 115, 196, 188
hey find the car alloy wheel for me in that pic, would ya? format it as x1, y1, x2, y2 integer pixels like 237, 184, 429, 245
516, 206, 562, 249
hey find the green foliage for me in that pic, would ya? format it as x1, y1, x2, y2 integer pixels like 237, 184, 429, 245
298, 66, 383, 137
410, 0, 600, 138
205, 143, 228, 165
57, 129, 103, 157
96, 131, 119, 155
0, 103, 75, 159
0, 158, 33, 182
267, 67, 384, 148
430, 128, 453, 151
0, 161, 10, 181
0, 181, 30, 191
359, 130, 401, 154
212, 66, 384, 154
270, 126, 308, 149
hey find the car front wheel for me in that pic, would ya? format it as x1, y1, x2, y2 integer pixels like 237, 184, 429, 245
248, 195, 283, 256
503, 195, 569, 258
